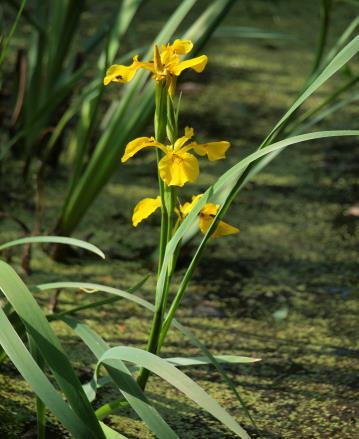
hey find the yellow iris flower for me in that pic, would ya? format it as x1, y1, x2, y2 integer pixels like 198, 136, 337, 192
132, 194, 239, 239
103, 39, 208, 95
122, 127, 230, 187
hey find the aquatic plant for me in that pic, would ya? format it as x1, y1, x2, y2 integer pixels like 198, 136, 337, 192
0, 2, 358, 436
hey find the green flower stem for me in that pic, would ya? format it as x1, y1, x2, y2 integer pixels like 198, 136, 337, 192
159, 94, 180, 320
95, 399, 129, 421
155, 83, 169, 274
156, 151, 168, 276
137, 82, 170, 390
160, 186, 176, 316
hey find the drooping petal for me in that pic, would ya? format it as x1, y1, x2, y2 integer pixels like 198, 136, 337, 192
171, 55, 208, 76
212, 220, 240, 238
170, 39, 193, 55
121, 137, 166, 162
192, 141, 230, 161
198, 213, 239, 238
132, 196, 161, 227
104, 63, 138, 85
104, 56, 154, 85
158, 151, 199, 187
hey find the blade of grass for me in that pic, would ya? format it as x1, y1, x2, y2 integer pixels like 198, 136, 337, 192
0, 235, 105, 259
323, 15, 359, 65
263, 35, 359, 144
60, 316, 179, 438
3, 0, 45, 34
33, 281, 258, 429
0, 0, 26, 70
310, 0, 332, 75
97, 346, 250, 438
159, 130, 359, 335
27, 334, 46, 439
0, 306, 97, 438
47, 274, 150, 321
0, 261, 106, 439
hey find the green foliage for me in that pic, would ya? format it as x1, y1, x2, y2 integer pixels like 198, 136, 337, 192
0, 242, 255, 437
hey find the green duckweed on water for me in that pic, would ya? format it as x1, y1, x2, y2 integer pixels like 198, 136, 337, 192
0, 0, 358, 437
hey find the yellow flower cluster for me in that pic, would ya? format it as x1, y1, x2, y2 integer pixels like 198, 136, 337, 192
104, 39, 238, 238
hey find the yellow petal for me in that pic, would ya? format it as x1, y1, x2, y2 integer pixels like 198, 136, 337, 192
171, 55, 208, 76
158, 151, 199, 187
201, 202, 219, 216
198, 214, 239, 238
212, 220, 239, 238
170, 39, 193, 55
122, 137, 166, 162
103, 56, 154, 85
103, 61, 139, 85
180, 194, 203, 217
132, 196, 161, 227
193, 141, 230, 161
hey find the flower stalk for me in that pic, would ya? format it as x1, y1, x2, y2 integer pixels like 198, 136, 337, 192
137, 82, 169, 389
104, 39, 237, 393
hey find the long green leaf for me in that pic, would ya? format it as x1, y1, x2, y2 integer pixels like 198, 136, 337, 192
0, 0, 26, 70
47, 275, 150, 321
157, 130, 359, 318
0, 305, 125, 439
0, 262, 106, 439
97, 347, 249, 438
0, 235, 105, 259
61, 316, 179, 439
267, 35, 359, 140
33, 281, 258, 426
82, 353, 259, 402
324, 15, 359, 65
148, 355, 260, 367
0, 306, 95, 438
